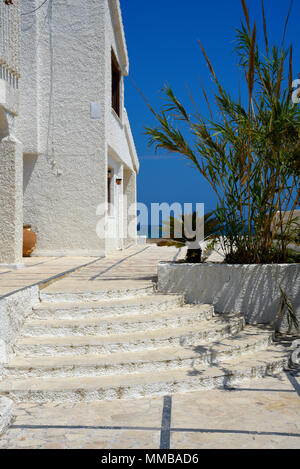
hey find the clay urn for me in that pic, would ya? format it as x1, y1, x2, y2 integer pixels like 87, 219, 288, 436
23, 225, 37, 257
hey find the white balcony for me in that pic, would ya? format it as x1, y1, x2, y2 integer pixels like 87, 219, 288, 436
0, 0, 20, 114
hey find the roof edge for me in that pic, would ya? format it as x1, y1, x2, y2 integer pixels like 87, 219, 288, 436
109, 0, 129, 75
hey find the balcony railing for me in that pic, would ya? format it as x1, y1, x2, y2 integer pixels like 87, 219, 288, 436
0, 0, 20, 88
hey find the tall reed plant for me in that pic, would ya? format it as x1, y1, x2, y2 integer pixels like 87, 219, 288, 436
143, 0, 300, 264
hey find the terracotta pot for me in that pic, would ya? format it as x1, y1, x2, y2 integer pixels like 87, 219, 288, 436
23, 225, 37, 257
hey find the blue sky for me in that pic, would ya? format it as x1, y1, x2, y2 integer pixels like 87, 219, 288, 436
121, 0, 300, 213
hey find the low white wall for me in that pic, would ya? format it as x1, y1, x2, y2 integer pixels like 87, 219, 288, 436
0, 397, 14, 436
158, 262, 300, 332
137, 236, 147, 245
0, 286, 39, 368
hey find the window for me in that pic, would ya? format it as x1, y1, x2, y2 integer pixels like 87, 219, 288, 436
111, 50, 121, 117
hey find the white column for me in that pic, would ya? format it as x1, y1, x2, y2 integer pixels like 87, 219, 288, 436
123, 167, 137, 248
0, 133, 23, 267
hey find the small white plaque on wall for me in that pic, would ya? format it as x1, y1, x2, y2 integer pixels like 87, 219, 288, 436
90, 102, 101, 119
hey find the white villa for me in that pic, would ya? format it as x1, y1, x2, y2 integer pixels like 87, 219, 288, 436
0, 0, 139, 266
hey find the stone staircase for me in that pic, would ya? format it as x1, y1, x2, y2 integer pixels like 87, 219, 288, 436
0, 283, 290, 402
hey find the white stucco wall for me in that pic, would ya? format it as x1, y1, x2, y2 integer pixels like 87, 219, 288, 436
14, 0, 39, 155
0, 0, 22, 266
0, 285, 39, 367
17, 0, 139, 257
158, 262, 300, 332
0, 397, 14, 436
17, 0, 107, 256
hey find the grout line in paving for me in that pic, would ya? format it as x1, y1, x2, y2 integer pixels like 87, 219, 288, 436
285, 371, 300, 397
10, 424, 160, 432
0, 256, 104, 300
217, 387, 295, 393
9, 426, 300, 439
160, 396, 172, 450
89, 247, 151, 281
22, 257, 62, 269
170, 428, 300, 438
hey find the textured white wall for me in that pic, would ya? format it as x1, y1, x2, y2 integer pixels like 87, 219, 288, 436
0, 0, 22, 266
15, 0, 38, 155
17, 0, 138, 256
158, 262, 300, 332
0, 285, 39, 365
0, 135, 23, 265
18, 0, 107, 256
0, 397, 14, 435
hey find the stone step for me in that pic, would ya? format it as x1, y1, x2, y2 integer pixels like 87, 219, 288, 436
13, 315, 245, 357
0, 344, 289, 402
32, 294, 184, 320
4, 327, 274, 379
21, 305, 214, 337
39, 281, 155, 303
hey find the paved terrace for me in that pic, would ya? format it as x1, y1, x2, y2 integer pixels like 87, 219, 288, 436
0, 245, 185, 299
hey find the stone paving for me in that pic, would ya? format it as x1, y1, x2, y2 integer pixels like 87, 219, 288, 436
42, 244, 186, 286
0, 256, 97, 298
0, 245, 186, 298
0, 373, 299, 449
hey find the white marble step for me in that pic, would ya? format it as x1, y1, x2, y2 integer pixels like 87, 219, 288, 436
14, 315, 245, 357
40, 281, 155, 303
32, 294, 184, 320
4, 327, 274, 379
21, 304, 214, 337
0, 344, 289, 402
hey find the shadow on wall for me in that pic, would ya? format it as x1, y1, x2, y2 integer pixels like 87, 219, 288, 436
158, 263, 300, 331
215, 264, 299, 326
0, 107, 9, 140
23, 154, 38, 192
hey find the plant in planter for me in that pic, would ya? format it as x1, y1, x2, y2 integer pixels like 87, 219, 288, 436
278, 284, 299, 332
144, 0, 300, 265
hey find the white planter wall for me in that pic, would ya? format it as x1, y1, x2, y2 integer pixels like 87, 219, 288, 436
0, 286, 39, 368
158, 262, 300, 332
